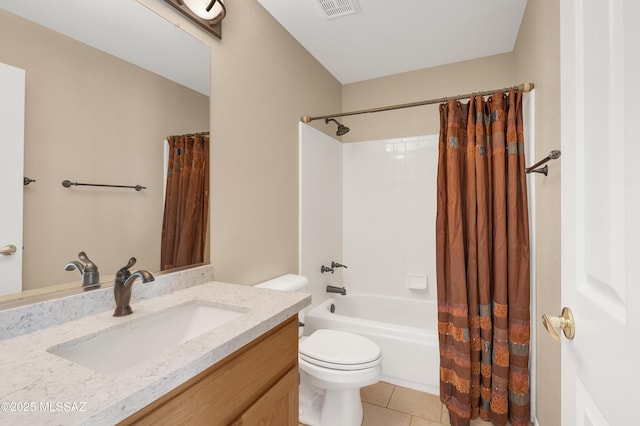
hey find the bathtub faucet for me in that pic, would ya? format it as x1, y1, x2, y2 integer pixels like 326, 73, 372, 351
321, 265, 334, 274
331, 261, 348, 269
326, 285, 347, 295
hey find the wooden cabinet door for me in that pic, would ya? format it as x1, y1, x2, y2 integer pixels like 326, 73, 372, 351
121, 316, 298, 426
231, 367, 298, 426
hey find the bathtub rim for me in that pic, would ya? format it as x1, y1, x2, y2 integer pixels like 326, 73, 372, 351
303, 293, 440, 395
306, 293, 438, 337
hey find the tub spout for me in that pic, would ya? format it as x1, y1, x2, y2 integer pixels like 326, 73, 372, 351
326, 285, 346, 295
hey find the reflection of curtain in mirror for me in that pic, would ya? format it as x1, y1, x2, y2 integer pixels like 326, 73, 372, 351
161, 133, 209, 271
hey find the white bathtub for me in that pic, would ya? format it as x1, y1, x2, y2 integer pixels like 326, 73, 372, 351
303, 294, 440, 395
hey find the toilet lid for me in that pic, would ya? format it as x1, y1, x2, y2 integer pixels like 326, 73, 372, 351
299, 329, 381, 370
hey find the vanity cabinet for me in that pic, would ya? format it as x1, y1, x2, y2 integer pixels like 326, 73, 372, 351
120, 315, 299, 425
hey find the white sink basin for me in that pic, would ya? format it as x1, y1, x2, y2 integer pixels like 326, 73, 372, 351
48, 302, 246, 373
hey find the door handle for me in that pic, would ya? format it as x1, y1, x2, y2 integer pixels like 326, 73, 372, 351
0, 244, 17, 256
542, 307, 575, 343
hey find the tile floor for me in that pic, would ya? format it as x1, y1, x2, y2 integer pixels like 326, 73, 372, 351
359, 382, 495, 426
299, 381, 494, 426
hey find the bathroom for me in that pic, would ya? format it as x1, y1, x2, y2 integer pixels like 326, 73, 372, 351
1, 0, 635, 425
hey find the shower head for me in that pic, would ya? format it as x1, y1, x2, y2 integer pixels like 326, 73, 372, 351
336, 123, 350, 136
325, 118, 350, 136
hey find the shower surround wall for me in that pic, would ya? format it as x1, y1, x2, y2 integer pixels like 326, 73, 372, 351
299, 124, 344, 311
299, 123, 438, 309
342, 135, 438, 300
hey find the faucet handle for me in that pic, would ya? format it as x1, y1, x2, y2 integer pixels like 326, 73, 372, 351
78, 251, 98, 272
121, 257, 137, 271
321, 265, 334, 274
115, 257, 137, 281
78, 251, 91, 263
331, 261, 348, 269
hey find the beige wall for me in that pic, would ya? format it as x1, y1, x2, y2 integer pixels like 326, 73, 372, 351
341, 53, 515, 142
0, 10, 209, 291
514, 0, 562, 425
208, 0, 342, 284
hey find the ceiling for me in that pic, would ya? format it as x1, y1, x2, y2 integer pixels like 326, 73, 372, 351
256, 0, 528, 84
1, 0, 528, 91
0, 0, 210, 95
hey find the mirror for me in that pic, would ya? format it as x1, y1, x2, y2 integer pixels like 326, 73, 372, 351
0, 0, 210, 306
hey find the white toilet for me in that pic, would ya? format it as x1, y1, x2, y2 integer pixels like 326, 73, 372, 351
255, 274, 382, 426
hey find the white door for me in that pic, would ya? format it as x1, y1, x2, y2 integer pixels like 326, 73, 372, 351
0, 63, 25, 296
560, 0, 639, 424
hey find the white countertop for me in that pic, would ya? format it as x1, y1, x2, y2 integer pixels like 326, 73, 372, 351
0, 281, 310, 425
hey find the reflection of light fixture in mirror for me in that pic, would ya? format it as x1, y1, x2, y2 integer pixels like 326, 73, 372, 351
164, 0, 226, 39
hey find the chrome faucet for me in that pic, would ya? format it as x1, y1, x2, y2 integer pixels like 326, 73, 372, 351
64, 251, 100, 290
326, 285, 347, 295
113, 257, 154, 317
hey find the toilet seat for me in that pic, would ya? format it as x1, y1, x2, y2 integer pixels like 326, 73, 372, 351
299, 329, 381, 371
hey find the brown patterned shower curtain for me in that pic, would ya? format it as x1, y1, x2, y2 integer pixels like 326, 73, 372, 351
436, 89, 530, 426
161, 133, 209, 271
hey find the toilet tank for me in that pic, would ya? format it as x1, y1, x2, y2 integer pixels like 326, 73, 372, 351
255, 274, 308, 337
254, 274, 308, 293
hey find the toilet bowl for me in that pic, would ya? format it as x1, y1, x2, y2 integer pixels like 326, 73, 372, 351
255, 274, 382, 426
298, 329, 382, 426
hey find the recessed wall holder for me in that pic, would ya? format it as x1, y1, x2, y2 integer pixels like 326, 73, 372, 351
526, 150, 561, 176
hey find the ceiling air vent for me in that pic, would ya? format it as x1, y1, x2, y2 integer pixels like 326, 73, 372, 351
316, 0, 360, 19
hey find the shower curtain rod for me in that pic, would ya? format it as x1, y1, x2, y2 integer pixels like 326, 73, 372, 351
301, 82, 534, 123
167, 131, 210, 139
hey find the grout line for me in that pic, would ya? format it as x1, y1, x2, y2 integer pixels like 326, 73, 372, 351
386, 384, 397, 408
410, 415, 447, 426
365, 382, 462, 426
